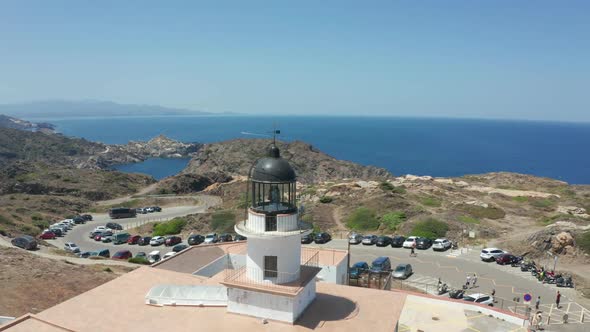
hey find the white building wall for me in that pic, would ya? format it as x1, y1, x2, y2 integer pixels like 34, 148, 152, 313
277, 213, 298, 232
227, 288, 295, 323
246, 211, 266, 233
246, 235, 301, 283
293, 280, 316, 321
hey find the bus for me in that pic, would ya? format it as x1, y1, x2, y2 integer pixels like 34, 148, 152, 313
108, 207, 136, 219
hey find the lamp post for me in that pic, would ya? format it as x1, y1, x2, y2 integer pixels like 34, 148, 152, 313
346, 231, 351, 285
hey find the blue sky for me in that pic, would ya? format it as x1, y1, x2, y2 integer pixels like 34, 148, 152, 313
1, 1, 589, 120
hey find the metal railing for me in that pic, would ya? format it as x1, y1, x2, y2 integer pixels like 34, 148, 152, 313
234, 220, 313, 236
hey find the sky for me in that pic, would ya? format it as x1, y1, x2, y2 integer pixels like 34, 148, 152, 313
0, 1, 589, 121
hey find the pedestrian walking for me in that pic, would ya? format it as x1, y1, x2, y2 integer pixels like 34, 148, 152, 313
472, 273, 477, 289
535, 311, 543, 330
491, 288, 497, 303
465, 275, 471, 289
556, 290, 561, 309
410, 242, 416, 257
535, 296, 541, 310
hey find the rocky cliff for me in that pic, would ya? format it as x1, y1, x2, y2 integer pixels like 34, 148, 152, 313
0, 114, 55, 133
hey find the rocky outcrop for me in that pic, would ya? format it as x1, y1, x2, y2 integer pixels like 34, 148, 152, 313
0, 114, 55, 133
182, 139, 391, 184
153, 172, 233, 194
557, 206, 590, 219
122, 135, 201, 159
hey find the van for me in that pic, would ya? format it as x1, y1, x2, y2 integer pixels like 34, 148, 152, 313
148, 251, 161, 264
109, 207, 136, 219
112, 232, 130, 244
370, 256, 391, 273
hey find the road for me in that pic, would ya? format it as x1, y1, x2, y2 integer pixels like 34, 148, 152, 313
305, 239, 588, 315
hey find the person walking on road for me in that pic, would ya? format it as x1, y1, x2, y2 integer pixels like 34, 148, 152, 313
491, 289, 497, 303
471, 273, 478, 289
410, 241, 416, 257
535, 296, 541, 310
465, 275, 471, 289
556, 290, 561, 309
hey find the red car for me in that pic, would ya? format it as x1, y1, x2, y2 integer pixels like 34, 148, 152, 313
495, 253, 516, 265
112, 250, 133, 260
39, 231, 56, 240
165, 236, 182, 247
94, 234, 103, 241
127, 235, 142, 245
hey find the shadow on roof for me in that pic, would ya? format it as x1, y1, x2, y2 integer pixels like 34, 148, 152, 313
296, 293, 358, 329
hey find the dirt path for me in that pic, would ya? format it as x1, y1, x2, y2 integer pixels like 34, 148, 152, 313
332, 206, 347, 231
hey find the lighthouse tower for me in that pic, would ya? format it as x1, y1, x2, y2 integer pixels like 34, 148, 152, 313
224, 142, 318, 323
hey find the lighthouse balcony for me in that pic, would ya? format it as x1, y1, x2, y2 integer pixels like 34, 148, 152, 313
234, 220, 313, 238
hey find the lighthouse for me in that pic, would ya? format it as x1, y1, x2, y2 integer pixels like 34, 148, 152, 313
223, 141, 318, 323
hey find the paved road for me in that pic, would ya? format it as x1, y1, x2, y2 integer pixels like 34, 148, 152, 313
305, 239, 587, 314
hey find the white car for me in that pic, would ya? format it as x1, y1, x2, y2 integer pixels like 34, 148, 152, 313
163, 252, 176, 259
403, 236, 418, 248
150, 236, 165, 246
462, 293, 494, 306
147, 251, 161, 264
94, 226, 108, 232
64, 242, 80, 253
145, 207, 155, 213
204, 233, 218, 244
432, 238, 452, 251
480, 248, 506, 262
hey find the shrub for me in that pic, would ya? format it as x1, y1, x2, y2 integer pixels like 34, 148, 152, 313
411, 218, 449, 239
128, 257, 150, 265
379, 181, 395, 191
319, 196, 333, 204
18, 224, 36, 235
346, 207, 379, 231
153, 218, 187, 236
31, 213, 43, 221
458, 215, 480, 224
421, 196, 442, 207
103, 267, 113, 273
576, 231, 590, 254
0, 215, 15, 226
211, 211, 236, 233
381, 211, 406, 231
457, 204, 505, 219
529, 198, 556, 209
392, 186, 407, 194
33, 220, 49, 230
512, 196, 528, 203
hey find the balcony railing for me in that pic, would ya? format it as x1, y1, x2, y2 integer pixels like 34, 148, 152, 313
234, 220, 313, 237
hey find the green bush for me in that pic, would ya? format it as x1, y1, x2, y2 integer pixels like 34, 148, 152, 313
31, 213, 43, 221
529, 198, 556, 209
128, 257, 151, 265
576, 231, 590, 254
153, 218, 187, 236
346, 207, 379, 231
379, 181, 394, 191
457, 204, 505, 219
33, 220, 49, 230
512, 196, 529, 203
18, 224, 36, 236
0, 215, 15, 226
381, 211, 406, 231
411, 218, 449, 239
211, 211, 236, 233
421, 196, 442, 207
319, 196, 333, 204
392, 186, 407, 194
458, 215, 480, 224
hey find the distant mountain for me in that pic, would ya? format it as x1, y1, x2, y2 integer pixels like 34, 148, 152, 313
0, 100, 232, 118
0, 114, 55, 133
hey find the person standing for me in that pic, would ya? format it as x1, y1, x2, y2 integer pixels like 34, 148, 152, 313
472, 273, 478, 289
410, 241, 416, 257
465, 275, 471, 289
535, 296, 541, 310
556, 290, 561, 309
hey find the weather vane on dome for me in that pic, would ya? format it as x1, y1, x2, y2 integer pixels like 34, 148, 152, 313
272, 124, 280, 145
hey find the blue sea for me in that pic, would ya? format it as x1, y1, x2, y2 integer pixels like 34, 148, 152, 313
43, 116, 590, 184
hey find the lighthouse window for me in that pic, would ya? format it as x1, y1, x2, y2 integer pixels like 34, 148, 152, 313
265, 215, 277, 232
264, 256, 278, 278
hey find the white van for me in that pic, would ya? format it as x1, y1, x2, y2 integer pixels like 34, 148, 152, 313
148, 251, 161, 264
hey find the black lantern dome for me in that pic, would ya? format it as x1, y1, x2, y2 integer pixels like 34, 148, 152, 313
249, 144, 297, 214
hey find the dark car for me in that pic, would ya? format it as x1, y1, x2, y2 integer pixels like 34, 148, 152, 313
135, 252, 147, 259
314, 232, 331, 244
370, 256, 392, 273
78, 251, 93, 258
349, 261, 369, 280
49, 228, 63, 237
376, 236, 392, 247
301, 233, 315, 244
73, 216, 86, 224
391, 235, 406, 248
151, 206, 162, 212
106, 222, 123, 231
234, 234, 247, 241
165, 236, 182, 247
138, 236, 152, 246
97, 249, 110, 258
81, 214, 93, 221
172, 244, 189, 253
416, 237, 433, 249
187, 234, 205, 245
127, 235, 142, 245
219, 234, 233, 242
39, 231, 56, 240
496, 253, 517, 265
112, 250, 133, 260
12, 235, 38, 250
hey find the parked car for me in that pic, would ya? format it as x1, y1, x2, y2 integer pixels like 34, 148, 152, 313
109, 207, 136, 219
49, 228, 64, 237
172, 244, 189, 253
376, 236, 392, 247
111, 232, 130, 244
150, 236, 166, 246
112, 250, 133, 260
151, 206, 162, 212
314, 232, 332, 244
135, 252, 147, 259
204, 233, 218, 244
101, 235, 114, 243
495, 253, 517, 265
165, 236, 182, 246
94, 226, 108, 232
72, 216, 86, 224
234, 234, 247, 241
403, 236, 418, 248
349, 261, 369, 280
480, 248, 506, 262
392, 264, 413, 279
163, 251, 176, 259
136, 207, 148, 214
145, 207, 155, 213
416, 237, 433, 249
96, 249, 110, 258
301, 233, 315, 244
391, 235, 406, 248
462, 293, 494, 306
362, 235, 378, 245
127, 235, 142, 245
370, 256, 392, 273
81, 214, 93, 221
219, 234, 233, 242
78, 251, 93, 258
188, 234, 205, 245
53, 225, 68, 234
138, 236, 152, 246
348, 233, 363, 245
64, 242, 80, 253
39, 231, 56, 240
106, 222, 123, 231
432, 238, 452, 251
11, 235, 38, 250
148, 250, 161, 263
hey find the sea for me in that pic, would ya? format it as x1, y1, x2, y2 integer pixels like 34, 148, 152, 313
39, 115, 590, 184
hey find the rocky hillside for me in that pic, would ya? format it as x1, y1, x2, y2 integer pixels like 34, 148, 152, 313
0, 114, 55, 133
182, 139, 391, 184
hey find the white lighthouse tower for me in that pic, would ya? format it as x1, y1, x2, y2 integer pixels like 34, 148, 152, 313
223, 141, 318, 323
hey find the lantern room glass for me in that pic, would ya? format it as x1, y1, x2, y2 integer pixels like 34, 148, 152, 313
250, 181, 297, 214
